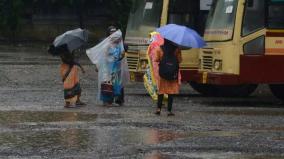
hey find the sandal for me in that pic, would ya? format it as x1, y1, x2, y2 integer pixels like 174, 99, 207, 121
155, 108, 161, 115
64, 104, 77, 108
103, 102, 112, 107
76, 101, 86, 106
167, 112, 175, 116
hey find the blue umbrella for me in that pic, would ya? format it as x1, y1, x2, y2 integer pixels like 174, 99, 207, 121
156, 24, 206, 49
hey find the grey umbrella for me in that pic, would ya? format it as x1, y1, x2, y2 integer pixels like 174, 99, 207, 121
53, 28, 89, 53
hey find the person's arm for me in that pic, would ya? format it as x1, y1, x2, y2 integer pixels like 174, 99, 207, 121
118, 51, 125, 61
74, 61, 85, 73
176, 49, 182, 63
153, 47, 161, 62
94, 64, 98, 72
123, 43, 128, 52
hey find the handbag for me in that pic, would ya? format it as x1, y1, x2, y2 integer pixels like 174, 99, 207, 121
101, 81, 113, 96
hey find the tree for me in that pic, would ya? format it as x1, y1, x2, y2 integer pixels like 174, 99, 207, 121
0, 0, 25, 42
105, 0, 133, 33
56, 0, 86, 29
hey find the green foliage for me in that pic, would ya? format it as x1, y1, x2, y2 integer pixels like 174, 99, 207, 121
0, 0, 134, 41
106, 0, 133, 33
0, 0, 24, 37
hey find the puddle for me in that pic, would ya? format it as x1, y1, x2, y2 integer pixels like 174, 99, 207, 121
23, 57, 59, 62
0, 111, 269, 157
201, 110, 284, 116
141, 130, 186, 145
98, 113, 123, 119
143, 151, 284, 159
0, 111, 98, 123
0, 128, 187, 156
254, 127, 284, 131
189, 131, 240, 138
0, 55, 18, 60
0, 129, 90, 154
0, 55, 13, 58
0, 126, 241, 155
272, 137, 284, 141
144, 151, 168, 159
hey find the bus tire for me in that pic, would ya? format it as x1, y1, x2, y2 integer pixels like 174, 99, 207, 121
189, 82, 216, 96
189, 82, 257, 97
269, 84, 284, 100
214, 84, 258, 97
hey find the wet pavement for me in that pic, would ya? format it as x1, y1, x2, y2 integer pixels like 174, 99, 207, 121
0, 46, 283, 158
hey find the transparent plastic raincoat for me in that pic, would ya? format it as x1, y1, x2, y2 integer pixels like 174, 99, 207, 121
86, 30, 130, 102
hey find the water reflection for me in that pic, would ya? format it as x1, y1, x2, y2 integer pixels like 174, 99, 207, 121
201, 110, 284, 116
0, 129, 90, 156
0, 111, 246, 157
144, 129, 185, 145
0, 111, 98, 123
144, 151, 165, 159
0, 127, 186, 156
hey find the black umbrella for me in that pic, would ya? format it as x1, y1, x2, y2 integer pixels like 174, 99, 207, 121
48, 28, 88, 56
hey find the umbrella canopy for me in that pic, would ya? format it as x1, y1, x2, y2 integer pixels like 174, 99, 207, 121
156, 24, 205, 49
53, 28, 89, 53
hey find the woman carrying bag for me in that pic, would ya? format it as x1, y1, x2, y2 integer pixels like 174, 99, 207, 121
154, 39, 182, 116
86, 30, 129, 106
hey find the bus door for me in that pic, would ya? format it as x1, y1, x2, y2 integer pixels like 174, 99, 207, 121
167, 0, 211, 81
167, 0, 199, 32
265, 0, 284, 58
240, 0, 284, 83
239, 0, 266, 83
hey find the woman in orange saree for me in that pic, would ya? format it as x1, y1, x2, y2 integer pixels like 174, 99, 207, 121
60, 53, 86, 108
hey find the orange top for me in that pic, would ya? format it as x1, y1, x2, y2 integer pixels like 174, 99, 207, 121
154, 47, 182, 94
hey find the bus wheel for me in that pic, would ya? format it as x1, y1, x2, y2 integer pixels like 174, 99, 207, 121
189, 82, 257, 97
189, 82, 216, 96
269, 84, 284, 100
214, 84, 258, 97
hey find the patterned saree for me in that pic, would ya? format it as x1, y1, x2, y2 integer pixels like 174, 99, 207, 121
60, 64, 81, 105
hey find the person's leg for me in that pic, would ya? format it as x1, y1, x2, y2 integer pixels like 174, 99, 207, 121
64, 98, 77, 108
115, 87, 124, 106
167, 94, 174, 116
76, 95, 86, 106
101, 93, 113, 106
64, 89, 77, 108
75, 85, 86, 106
64, 101, 71, 108
155, 94, 164, 115
121, 87, 124, 103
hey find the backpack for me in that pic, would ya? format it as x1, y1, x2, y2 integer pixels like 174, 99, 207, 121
159, 49, 179, 80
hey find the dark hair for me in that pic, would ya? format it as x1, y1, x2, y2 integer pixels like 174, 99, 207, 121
161, 39, 177, 55
60, 52, 75, 65
48, 44, 69, 56
107, 25, 117, 36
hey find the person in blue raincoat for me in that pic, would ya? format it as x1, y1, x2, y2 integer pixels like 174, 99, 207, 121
86, 30, 129, 106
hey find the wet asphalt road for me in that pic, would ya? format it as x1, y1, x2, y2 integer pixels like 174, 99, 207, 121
0, 47, 283, 159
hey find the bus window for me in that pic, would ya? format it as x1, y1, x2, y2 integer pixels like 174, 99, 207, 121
267, 3, 284, 29
243, 36, 265, 55
204, 0, 238, 41
125, 0, 163, 39
167, 0, 200, 33
242, 0, 265, 36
